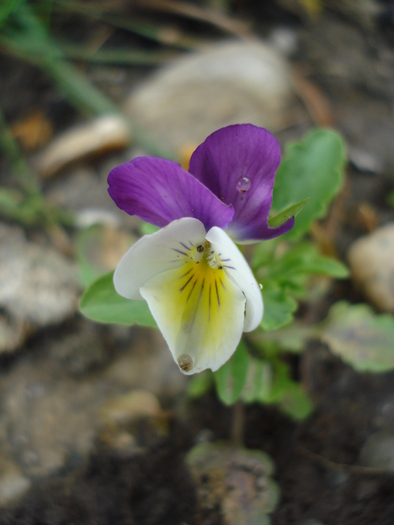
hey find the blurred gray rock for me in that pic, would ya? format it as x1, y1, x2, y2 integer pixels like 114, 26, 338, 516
0, 458, 31, 508
125, 41, 296, 152
348, 224, 394, 312
98, 389, 163, 454
105, 330, 188, 398
0, 327, 187, 479
45, 162, 140, 230
187, 442, 279, 525
99, 389, 161, 427
36, 115, 131, 179
46, 167, 109, 212
0, 224, 79, 353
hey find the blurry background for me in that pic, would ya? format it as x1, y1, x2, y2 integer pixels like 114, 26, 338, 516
0, 1, 394, 524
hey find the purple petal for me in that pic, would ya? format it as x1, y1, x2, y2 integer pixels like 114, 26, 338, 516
108, 157, 234, 230
189, 124, 294, 242
229, 216, 295, 243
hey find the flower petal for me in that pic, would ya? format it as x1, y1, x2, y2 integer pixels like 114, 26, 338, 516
189, 124, 294, 242
114, 218, 206, 300
140, 261, 246, 375
114, 219, 263, 374
108, 156, 234, 230
205, 226, 263, 331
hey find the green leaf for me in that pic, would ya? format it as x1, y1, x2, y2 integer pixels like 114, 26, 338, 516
80, 271, 157, 327
240, 357, 313, 419
240, 358, 277, 404
250, 322, 315, 354
211, 343, 314, 418
261, 283, 298, 331
321, 302, 394, 373
268, 198, 309, 227
272, 129, 346, 240
251, 238, 279, 271
277, 383, 313, 421
0, 0, 20, 28
214, 341, 249, 405
265, 242, 349, 283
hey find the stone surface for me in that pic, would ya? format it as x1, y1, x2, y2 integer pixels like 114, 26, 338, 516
45, 157, 142, 230
0, 315, 26, 355
124, 41, 296, 152
0, 326, 187, 479
46, 167, 110, 212
36, 115, 131, 178
348, 224, 394, 312
105, 330, 188, 398
99, 390, 161, 427
98, 389, 163, 454
186, 442, 279, 525
0, 224, 79, 353
0, 458, 31, 508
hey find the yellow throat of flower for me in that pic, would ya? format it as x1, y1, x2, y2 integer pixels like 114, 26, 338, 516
174, 240, 239, 372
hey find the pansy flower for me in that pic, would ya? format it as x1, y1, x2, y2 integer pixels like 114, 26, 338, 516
108, 124, 294, 375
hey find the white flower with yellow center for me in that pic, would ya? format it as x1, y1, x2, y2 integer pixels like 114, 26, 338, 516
114, 218, 263, 374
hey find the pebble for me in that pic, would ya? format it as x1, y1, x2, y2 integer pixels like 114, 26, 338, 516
348, 145, 383, 174
99, 389, 161, 427
46, 167, 109, 212
98, 390, 163, 453
105, 330, 188, 398
124, 41, 295, 152
348, 224, 394, 312
0, 326, 185, 479
269, 27, 299, 56
186, 442, 279, 524
0, 224, 79, 353
36, 115, 131, 178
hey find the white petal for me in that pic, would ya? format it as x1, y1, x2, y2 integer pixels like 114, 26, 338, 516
205, 226, 263, 331
114, 218, 206, 299
141, 263, 246, 374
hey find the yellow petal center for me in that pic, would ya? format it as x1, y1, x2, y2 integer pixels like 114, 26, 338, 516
141, 236, 246, 374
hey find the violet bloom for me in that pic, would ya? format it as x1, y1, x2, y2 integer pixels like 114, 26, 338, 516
108, 124, 294, 374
